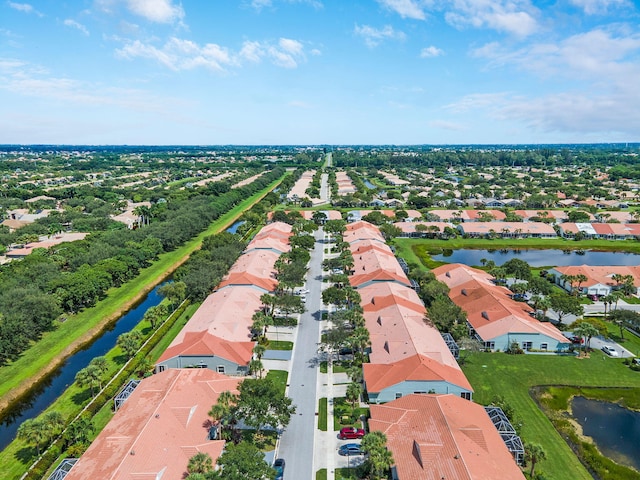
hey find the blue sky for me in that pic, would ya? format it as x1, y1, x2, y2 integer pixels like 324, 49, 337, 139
1, 0, 639, 145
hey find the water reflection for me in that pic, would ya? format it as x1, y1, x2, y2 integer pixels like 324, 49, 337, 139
0, 284, 165, 450
431, 249, 640, 267
572, 396, 640, 471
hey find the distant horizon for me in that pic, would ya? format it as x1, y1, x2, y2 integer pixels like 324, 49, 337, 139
1, 2, 639, 145
2, 142, 640, 149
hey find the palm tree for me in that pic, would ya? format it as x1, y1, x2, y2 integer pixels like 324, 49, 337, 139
208, 391, 238, 441
253, 343, 266, 361
346, 382, 363, 409
249, 358, 264, 379
75, 364, 102, 397
575, 274, 588, 293
361, 431, 394, 480
187, 452, 213, 475
573, 322, 599, 354
524, 443, 546, 478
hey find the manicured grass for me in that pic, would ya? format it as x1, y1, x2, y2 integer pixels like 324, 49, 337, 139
333, 363, 347, 374
395, 236, 640, 254
316, 469, 328, 480
267, 340, 294, 351
335, 467, 359, 479
333, 397, 368, 431
266, 370, 289, 397
462, 351, 640, 480
623, 296, 640, 304
320, 361, 328, 374
0, 175, 286, 411
318, 397, 328, 431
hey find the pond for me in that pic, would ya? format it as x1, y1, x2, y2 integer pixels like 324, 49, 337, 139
430, 249, 640, 267
0, 283, 166, 451
226, 220, 245, 234
571, 396, 640, 471
363, 179, 375, 189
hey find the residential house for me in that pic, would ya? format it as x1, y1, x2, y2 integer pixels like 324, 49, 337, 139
550, 265, 640, 296
65, 369, 240, 480
433, 264, 570, 352
369, 394, 526, 480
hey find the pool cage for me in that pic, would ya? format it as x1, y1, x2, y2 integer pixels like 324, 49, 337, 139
114, 379, 141, 411
484, 406, 524, 465
46, 458, 78, 480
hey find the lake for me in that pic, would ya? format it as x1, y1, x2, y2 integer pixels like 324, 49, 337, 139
226, 220, 245, 234
430, 249, 640, 267
571, 396, 640, 471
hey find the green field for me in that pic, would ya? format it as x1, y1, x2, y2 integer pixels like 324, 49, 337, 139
462, 351, 640, 480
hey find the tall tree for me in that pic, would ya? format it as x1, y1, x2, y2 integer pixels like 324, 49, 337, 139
360, 431, 394, 480
210, 441, 276, 480
233, 378, 296, 435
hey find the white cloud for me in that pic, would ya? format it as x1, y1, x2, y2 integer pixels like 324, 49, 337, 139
116, 37, 234, 71
0, 58, 169, 112
569, 0, 628, 15
310, 48, 321, 56
125, 0, 184, 24
117, 36, 309, 71
64, 19, 89, 36
420, 45, 443, 57
7, 1, 43, 16
354, 24, 406, 47
247, 0, 323, 11
445, 0, 539, 37
472, 29, 640, 81
376, 0, 429, 20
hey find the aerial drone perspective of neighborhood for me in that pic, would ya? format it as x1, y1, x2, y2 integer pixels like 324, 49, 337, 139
1, 145, 640, 480
2, 1, 640, 480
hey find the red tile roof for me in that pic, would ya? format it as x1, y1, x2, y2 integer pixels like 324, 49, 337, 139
369, 394, 525, 480
66, 369, 240, 480
363, 354, 473, 394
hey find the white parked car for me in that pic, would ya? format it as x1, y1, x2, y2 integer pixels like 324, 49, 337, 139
601, 345, 619, 357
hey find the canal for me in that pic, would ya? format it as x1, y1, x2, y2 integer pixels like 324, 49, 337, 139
431, 248, 640, 267
0, 284, 165, 451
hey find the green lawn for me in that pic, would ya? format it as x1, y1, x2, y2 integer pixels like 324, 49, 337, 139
462, 351, 640, 480
316, 469, 328, 480
267, 340, 294, 351
318, 397, 328, 431
395, 236, 640, 255
266, 370, 289, 397
335, 467, 359, 479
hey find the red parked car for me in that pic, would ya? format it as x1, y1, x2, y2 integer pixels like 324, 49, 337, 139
339, 427, 365, 439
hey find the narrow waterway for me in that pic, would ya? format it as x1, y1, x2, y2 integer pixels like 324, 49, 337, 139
0, 284, 165, 451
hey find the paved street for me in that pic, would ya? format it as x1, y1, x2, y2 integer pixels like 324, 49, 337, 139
276, 228, 325, 479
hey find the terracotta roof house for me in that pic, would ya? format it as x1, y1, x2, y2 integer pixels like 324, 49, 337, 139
558, 222, 640, 240
513, 210, 568, 223
363, 354, 473, 403
393, 222, 454, 237
359, 282, 460, 368
287, 170, 315, 200
217, 249, 280, 292
369, 394, 526, 480
65, 369, 240, 480
456, 221, 557, 239
156, 286, 260, 373
5, 232, 90, 259
343, 220, 387, 244
550, 265, 640, 296
433, 264, 570, 352
245, 221, 292, 253
350, 247, 411, 289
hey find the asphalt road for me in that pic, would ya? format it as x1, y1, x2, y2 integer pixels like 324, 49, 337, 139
276, 228, 324, 479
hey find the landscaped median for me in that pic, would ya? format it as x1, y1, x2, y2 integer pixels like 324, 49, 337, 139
0, 174, 286, 416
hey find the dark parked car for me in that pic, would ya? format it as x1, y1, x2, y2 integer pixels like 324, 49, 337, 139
273, 458, 285, 480
570, 336, 584, 344
338, 443, 363, 456
339, 427, 365, 439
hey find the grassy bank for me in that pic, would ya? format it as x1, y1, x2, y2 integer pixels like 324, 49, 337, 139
462, 351, 640, 480
395, 236, 640, 254
0, 174, 285, 414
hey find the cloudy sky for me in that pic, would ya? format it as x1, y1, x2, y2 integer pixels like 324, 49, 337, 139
1, 0, 639, 145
